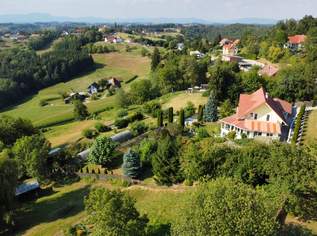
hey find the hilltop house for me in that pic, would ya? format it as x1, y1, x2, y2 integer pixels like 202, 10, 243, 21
87, 82, 99, 95
220, 87, 294, 140
107, 77, 121, 88
284, 35, 306, 51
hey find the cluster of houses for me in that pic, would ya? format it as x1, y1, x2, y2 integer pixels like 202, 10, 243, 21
64, 77, 121, 104
104, 35, 132, 44
1, 32, 28, 41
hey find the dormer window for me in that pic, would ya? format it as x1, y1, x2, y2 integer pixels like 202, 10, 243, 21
254, 113, 258, 120
250, 113, 254, 118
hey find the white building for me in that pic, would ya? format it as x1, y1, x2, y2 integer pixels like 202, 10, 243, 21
220, 87, 294, 141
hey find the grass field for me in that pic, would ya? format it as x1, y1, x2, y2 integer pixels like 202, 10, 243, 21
0, 52, 150, 127
14, 179, 187, 236
303, 110, 317, 144
162, 92, 207, 111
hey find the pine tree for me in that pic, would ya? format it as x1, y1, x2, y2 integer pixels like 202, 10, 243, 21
168, 107, 174, 123
151, 47, 161, 71
151, 135, 181, 185
198, 105, 204, 122
73, 99, 89, 120
157, 110, 163, 127
122, 149, 141, 179
179, 109, 185, 128
203, 90, 218, 122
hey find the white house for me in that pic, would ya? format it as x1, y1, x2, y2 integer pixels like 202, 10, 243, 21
284, 35, 306, 51
220, 87, 294, 141
190, 50, 205, 58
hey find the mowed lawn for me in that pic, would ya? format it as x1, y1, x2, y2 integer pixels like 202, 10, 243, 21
162, 92, 207, 111
0, 52, 150, 128
303, 110, 317, 144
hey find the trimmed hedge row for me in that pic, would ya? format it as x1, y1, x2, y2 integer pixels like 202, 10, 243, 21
125, 75, 138, 84
114, 112, 144, 129
291, 105, 306, 144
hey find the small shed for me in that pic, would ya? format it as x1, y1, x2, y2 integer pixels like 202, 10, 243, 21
87, 82, 99, 95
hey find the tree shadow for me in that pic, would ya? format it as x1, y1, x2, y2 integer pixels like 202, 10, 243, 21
11, 185, 90, 235
139, 167, 154, 181
146, 223, 171, 236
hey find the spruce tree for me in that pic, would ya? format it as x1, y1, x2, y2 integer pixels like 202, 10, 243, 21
122, 149, 141, 179
203, 90, 218, 122
179, 109, 185, 128
157, 110, 163, 127
151, 47, 161, 71
198, 105, 204, 122
151, 135, 181, 185
168, 107, 174, 123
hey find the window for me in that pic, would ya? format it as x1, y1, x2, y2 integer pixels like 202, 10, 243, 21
266, 115, 270, 121
250, 113, 254, 118
254, 114, 258, 120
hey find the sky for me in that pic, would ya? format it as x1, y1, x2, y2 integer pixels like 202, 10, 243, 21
0, 0, 316, 20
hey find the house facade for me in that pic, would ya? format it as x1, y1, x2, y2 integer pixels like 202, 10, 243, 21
284, 35, 306, 51
220, 88, 294, 140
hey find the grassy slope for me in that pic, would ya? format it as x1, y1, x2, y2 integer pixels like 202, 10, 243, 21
0, 51, 150, 127
15, 179, 317, 236
15, 180, 186, 236
303, 110, 317, 144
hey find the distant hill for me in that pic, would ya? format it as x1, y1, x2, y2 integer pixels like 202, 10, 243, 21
0, 13, 279, 25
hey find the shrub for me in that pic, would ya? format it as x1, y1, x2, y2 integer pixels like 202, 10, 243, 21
95, 123, 111, 133
129, 112, 144, 122
122, 149, 141, 178
114, 118, 130, 129
184, 102, 196, 118
117, 109, 128, 118
143, 101, 161, 117
130, 121, 148, 136
196, 127, 210, 139
227, 131, 236, 140
82, 129, 99, 139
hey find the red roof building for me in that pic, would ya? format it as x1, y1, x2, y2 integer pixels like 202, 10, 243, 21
285, 35, 306, 51
220, 87, 294, 140
258, 65, 279, 77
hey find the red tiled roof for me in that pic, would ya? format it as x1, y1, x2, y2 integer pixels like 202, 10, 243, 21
259, 65, 279, 77
221, 114, 281, 134
288, 35, 306, 44
220, 87, 292, 133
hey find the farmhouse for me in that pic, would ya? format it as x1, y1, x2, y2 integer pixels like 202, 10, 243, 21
222, 39, 240, 56
107, 77, 121, 88
220, 87, 294, 141
87, 82, 100, 95
284, 35, 306, 51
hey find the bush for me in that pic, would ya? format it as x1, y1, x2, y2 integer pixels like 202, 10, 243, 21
184, 102, 196, 118
95, 123, 111, 133
143, 101, 161, 117
196, 127, 210, 139
114, 118, 130, 129
82, 129, 99, 139
129, 112, 144, 122
117, 109, 128, 118
130, 121, 148, 136
227, 131, 236, 140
